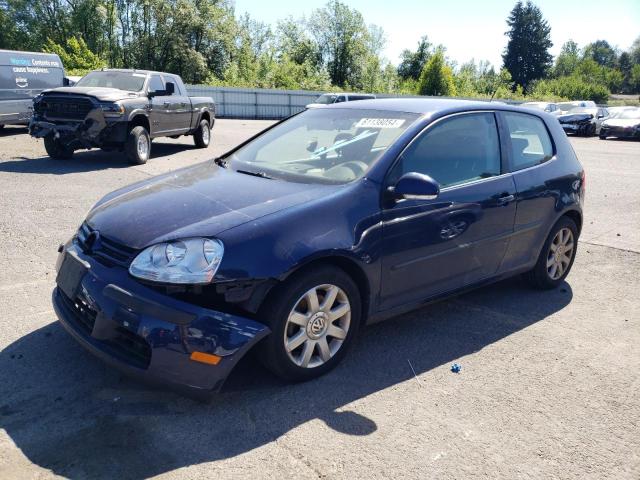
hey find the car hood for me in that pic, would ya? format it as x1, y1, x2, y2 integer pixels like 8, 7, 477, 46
86, 161, 335, 249
43, 86, 140, 102
603, 118, 640, 128
558, 113, 594, 123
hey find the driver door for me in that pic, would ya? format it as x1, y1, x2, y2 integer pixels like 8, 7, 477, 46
379, 112, 517, 310
147, 74, 169, 135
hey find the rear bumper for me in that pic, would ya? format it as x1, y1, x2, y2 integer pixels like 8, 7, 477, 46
52, 243, 270, 397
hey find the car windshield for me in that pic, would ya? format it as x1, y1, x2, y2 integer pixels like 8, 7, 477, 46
314, 94, 338, 104
566, 107, 595, 114
616, 109, 640, 119
226, 108, 419, 184
75, 71, 147, 92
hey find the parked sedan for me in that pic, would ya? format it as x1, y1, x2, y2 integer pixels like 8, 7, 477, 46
52, 99, 584, 398
599, 108, 640, 139
558, 106, 609, 136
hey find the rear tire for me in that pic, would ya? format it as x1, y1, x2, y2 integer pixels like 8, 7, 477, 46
44, 136, 73, 159
524, 217, 578, 290
125, 126, 150, 165
257, 265, 361, 382
193, 119, 210, 148
599, 134, 607, 140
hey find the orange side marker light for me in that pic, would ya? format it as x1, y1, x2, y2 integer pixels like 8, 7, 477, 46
190, 351, 221, 365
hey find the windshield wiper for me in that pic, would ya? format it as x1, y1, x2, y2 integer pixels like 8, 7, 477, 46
236, 169, 274, 179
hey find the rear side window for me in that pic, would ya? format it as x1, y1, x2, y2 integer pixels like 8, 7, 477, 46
503, 112, 553, 171
392, 112, 501, 188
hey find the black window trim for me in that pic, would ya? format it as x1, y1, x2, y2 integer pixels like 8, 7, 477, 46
383, 110, 509, 193
497, 110, 557, 174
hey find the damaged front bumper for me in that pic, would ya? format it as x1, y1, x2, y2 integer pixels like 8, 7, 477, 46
52, 241, 270, 398
29, 107, 128, 148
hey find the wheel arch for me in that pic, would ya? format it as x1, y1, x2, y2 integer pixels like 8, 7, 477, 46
562, 208, 582, 234
275, 254, 372, 326
128, 114, 150, 133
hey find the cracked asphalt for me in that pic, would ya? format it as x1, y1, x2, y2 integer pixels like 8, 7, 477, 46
0, 121, 638, 479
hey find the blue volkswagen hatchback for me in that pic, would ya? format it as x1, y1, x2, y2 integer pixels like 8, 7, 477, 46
53, 99, 584, 397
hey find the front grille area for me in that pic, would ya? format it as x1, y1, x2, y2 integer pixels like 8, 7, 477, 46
58, 290, 152, 369
76, 222, 137, 268
103, 327, 152, 369
59, 289, 97, 334
36, 96, 94, 120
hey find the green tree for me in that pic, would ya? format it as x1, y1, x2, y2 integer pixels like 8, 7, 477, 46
398, 36, 432, 81
583, 40, 618, 68
418, 50, 456, 96
502, 0, 553, 91
554, 40, 580, 77
43, 36, 105, 74
308, 0, 371, 88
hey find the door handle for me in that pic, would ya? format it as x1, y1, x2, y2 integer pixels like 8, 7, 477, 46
497, 194, 515, 205
163, 101, 171, 107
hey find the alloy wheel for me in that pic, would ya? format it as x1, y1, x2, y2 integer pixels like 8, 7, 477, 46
137, 134, 149, 160
546, 227, 574, 280
284, 284, 351, 368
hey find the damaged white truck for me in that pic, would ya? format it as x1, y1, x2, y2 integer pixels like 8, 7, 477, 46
29, 69, 215, 164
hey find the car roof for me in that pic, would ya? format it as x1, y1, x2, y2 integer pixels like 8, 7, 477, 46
318, 97, 522, 115
91, 68, 176, 77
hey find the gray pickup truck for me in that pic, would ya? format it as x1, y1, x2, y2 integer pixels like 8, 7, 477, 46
29, 69, 215, 164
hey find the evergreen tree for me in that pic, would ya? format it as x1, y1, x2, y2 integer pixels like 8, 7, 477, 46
418, 50, 456, 96
398, 36, 432, 80
502, 1, 553, 91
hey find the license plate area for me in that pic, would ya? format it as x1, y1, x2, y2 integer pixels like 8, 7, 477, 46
56, 251, 89, 299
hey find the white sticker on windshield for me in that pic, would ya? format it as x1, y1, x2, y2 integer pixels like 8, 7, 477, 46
355, 118, 406, 129
132, 73, 147, 78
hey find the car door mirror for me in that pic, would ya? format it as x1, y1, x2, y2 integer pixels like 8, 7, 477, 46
165, 82, 175, 95
391, 172, 440, 201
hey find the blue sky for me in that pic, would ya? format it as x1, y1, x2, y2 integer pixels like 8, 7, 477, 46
233, 0, 640, 69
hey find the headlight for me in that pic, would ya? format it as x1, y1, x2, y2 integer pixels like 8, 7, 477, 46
100, 102, 125, 117
129, 238, 224, 284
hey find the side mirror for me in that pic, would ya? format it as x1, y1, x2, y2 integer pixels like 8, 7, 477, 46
63, 77, 71, 87
391, 172, 440, 201
165, 82, 175, 95
597, 114, 605, 119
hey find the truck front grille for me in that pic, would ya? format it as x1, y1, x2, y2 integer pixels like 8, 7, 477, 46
37, 96, 94, 120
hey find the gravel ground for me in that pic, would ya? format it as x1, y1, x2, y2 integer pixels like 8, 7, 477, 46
0, 122, 638, 479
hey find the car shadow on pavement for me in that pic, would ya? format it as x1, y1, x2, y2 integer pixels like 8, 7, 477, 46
0, 277, 572, 479
0, 142, 199, 174
0, 126, 29, 137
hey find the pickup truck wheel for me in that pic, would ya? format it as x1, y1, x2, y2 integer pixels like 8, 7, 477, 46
125, 126, 151, 165
44, 136, 74, 160
193, 119, 210, 148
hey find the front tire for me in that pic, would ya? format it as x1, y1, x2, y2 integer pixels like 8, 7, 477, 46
258, 266, 361, 382
125, 126, 151, 165
193, 119, 211, 148
44, 136, 73, 159
525, 217, 578, 289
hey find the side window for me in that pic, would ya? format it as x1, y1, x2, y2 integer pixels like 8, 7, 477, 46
391, 112, 501, 188
335, 95, 346, 103
503, 112, 553, 171
162, 75, 182, 95
148, 75, 164, 94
